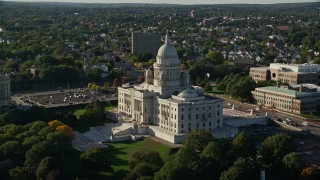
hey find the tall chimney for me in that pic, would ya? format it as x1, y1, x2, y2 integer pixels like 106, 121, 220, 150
299, 85, 303, 92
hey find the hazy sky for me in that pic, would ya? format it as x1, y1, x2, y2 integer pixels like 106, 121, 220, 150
4, 0, 320, 4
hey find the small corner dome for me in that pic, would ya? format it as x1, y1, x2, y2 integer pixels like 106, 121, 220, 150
178, 89, 198, 98
156, 34, 178, 63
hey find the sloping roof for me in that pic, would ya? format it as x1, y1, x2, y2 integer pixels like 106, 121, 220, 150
256, 86, 308, 96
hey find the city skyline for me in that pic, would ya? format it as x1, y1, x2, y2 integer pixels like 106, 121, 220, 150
4, 0, 320, 4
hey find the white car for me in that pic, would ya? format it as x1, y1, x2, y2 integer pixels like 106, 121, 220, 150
303, 122, 309, 126
286, 118, 291, 122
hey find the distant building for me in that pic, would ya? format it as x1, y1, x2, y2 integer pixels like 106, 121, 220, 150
0, 75, 11, 110
252, 84, 320, 114
84, 63, 109, 78
277, 26, 290, 31
202, 17, 222, 26
234, 57, 256, 70
26, 67, 39, 76
250, 63, 320, 85
131, 32, 161, 56
249, 67, 271, 82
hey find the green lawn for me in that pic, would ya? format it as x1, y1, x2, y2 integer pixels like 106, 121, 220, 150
74, 109, 86, 119
73, 105, 116, 119
298, 113, 320, 121
210, 86, 224, 94
105, 137, 175, 179
105, 105, 116, 111
72, 105, 117, 133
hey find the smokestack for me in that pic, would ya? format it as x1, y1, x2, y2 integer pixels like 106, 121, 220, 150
299, 85, 303, 92
260, 168, 265, 180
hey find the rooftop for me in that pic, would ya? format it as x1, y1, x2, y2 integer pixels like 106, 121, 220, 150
255, 86, 308, 96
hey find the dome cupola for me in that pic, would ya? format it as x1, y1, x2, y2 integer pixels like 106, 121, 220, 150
156, 34, 179, 66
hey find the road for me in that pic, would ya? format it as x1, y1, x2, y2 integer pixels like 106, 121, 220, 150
216, 95, 320, 136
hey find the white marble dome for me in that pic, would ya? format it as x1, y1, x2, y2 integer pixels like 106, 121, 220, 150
156, 34, 179, 65
178, 89, 198, 98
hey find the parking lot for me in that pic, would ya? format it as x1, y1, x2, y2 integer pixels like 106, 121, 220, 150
13, 88, 117, 108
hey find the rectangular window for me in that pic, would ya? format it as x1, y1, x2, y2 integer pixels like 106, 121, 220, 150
217, 111, 220, 116
181, 108, 184, 111
196, 114, 198, 119
188, 114, 191, 119
181, 115, 184, 120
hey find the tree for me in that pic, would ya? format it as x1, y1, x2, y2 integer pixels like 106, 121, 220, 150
184, 129, 214, 153
125, 162, 156, 180
204, 51, 224, 65
204, 82, 211, 93
22, 135, 42, 149
312, 57, 320, 64
26, 106, 51, 122
9, 166, 29, 179
55, 125, 75, 139
47, 131, 72, 150
29, 121, 49, 133
232, 132, 255, 158
130, 150, 164, 170
80, 147, 113, 173
259, 133, 296, 171
0, 134, 12, 145
219, 157, 259, 180
173, 129, 214, 178
25, 141, 56, 174
36, 157, 60, 180
0, 141, 23, 160
229, 77, 256, 102
200, 141, 225, 179
38, 126, 55, 137
2, 60, 19, 74
86, 68, 102, 80
300, 167, 320, 180
0, 109, 28, 126
95, 85, 101, 91
282, 152, 305, 179
48, 120, 64, 129
1, 124, 26, 136
155, 159, 194, 180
